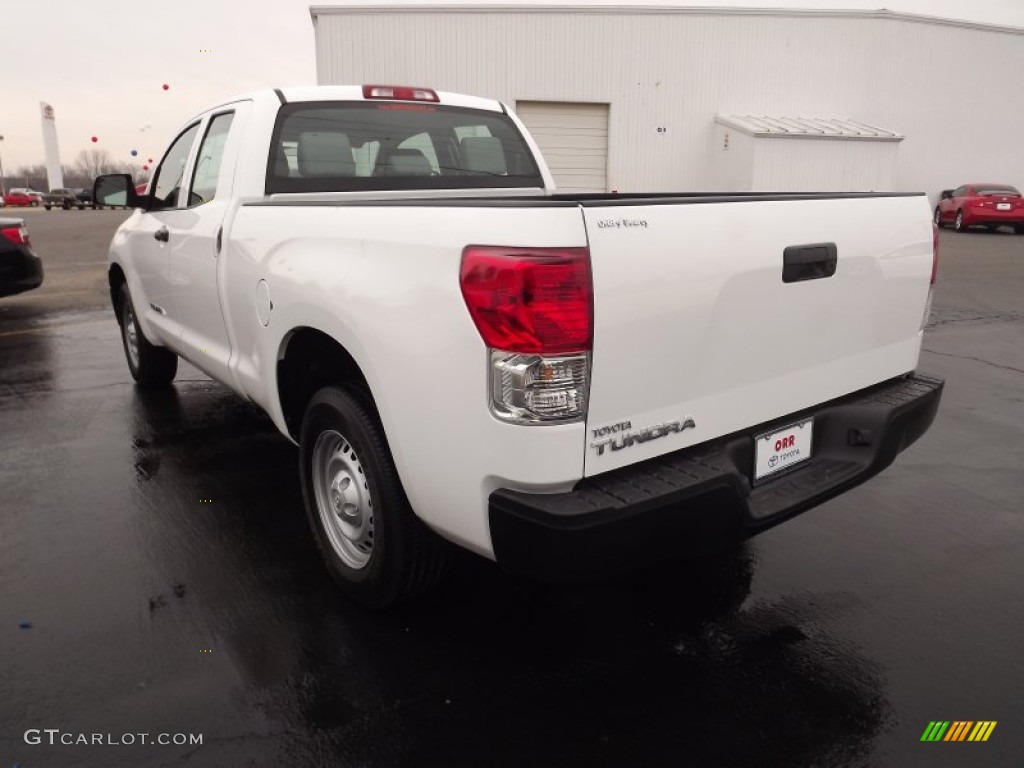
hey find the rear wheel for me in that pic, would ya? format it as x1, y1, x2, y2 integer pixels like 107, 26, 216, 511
954, 210, 967, 232
933, 207, 943, 228
118, 283, 177, 387
1015, 225, 1024, 235
300, 385, 445, 608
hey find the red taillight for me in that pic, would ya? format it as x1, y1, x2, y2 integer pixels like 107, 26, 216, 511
931, 223, 939, 284
1, 226, 29, 245
362, 84, 439, 102
460, 246, 592, 354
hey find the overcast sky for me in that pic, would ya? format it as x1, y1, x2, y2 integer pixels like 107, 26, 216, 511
3, 0, 1023, 174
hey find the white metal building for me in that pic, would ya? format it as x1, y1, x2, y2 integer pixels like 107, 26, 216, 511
310, 3, 1024, 198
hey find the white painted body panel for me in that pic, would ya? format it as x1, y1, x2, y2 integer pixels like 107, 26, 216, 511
582, 194, 933, 475
108, 86, 934, 560
225, 204, 588, 555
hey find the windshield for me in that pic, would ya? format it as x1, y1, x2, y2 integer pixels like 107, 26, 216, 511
976, 185, 1020, 196
266, 101, 543, 193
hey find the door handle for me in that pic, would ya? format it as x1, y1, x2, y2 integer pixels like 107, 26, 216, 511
154, 226, 169, 243
782, 242, 837, 283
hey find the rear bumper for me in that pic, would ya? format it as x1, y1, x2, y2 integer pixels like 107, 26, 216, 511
963, 211, 1024, 226
489, 373, 943, 581
0, 249, 44, 297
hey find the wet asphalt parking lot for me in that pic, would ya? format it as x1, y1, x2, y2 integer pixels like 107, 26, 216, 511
1, 208, 1022, 768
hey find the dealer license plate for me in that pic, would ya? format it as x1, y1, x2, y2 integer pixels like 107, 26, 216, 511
997, 203, 1012, 211
754, 418, 813, 481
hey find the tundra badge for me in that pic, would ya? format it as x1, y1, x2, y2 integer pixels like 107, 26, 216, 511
590, 418, 696, 456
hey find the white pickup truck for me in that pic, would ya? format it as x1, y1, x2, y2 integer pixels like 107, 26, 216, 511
95, 85, 943, 607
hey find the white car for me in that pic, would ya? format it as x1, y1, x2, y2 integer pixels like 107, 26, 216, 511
94, 85, 944, 607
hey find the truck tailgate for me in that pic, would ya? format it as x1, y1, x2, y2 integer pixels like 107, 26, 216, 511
582, 194, 934, 476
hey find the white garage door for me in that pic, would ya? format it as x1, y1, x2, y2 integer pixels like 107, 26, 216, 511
515, 101, 609, 193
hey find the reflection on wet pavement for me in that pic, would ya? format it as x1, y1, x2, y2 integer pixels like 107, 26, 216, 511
3, 219, 1023, 766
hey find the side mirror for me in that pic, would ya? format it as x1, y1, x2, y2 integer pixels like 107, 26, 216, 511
93, 174, 140, 209
940, 189, 954, 200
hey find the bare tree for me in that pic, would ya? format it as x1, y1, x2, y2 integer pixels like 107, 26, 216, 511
7, 164, 48, 191
74, 149, 118, 181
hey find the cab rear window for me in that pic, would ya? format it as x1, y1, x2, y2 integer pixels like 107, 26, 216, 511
266, 101, 543, 194
976, 186, 1019, 196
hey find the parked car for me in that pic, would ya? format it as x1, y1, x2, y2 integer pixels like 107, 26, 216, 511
94, 85, 943, 607
0, 217, 43, 297
935, 183, 1024, 233
43, 188, 87, 210
3, 189, 40, 207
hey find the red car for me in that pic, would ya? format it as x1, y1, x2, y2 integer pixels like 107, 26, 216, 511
935, 183, 1024, 233
3, 189, 42, 207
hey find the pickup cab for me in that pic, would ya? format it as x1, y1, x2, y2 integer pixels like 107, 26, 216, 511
43, 188, 87, 210
94, 85, 943, 607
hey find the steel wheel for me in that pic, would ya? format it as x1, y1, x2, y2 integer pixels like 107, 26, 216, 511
933, 207, 943, 228
117, 283, 177, 387
311, 429, 374, 569
955, 210, 966, 232
122, 300, 141, 370
300, 385, 446, 606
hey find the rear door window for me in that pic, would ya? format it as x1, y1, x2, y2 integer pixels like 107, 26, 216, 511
188, 112, 235, 206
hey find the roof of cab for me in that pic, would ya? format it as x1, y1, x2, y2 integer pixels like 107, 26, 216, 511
275, 85, 504, 112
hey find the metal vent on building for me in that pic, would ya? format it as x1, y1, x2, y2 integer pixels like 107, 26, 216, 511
715, 115, 904, 141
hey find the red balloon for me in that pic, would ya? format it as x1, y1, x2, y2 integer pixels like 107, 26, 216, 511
91, 136, 98, 143
162, 84, 169, 91
142, 165, 149, 171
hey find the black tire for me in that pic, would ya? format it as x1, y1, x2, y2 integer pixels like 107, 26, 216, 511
933, 207, 943, 228
62, 202, 70, 211
300, 385, 445, 608
1015, 225, 1024, 235
954, 210, 967, 232
44, 205, 51, 211
77, 204, 85, 210
117, 283, 177, 387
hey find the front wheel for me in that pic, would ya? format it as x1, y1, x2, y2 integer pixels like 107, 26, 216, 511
44, 205, 51, 211
933, 207, 943, 228
954, 210, 967, 232
300, 386, 445, 608
118, 283, 177, 387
